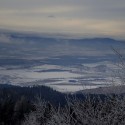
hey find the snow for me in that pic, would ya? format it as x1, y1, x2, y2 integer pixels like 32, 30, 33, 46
0, 61, 121, 93
49, 84, 98, 93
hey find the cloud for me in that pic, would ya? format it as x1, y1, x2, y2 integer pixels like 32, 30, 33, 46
0, 0, 125, 39
0, 5, 79, 16
48, 15, 56, 18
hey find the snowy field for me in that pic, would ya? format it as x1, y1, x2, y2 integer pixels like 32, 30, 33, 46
0, 60, 119, 93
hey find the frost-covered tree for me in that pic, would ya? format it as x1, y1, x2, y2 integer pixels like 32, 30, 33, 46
112, 48, 125, 85
22, 95, 125, 125
22, 97, 54, 125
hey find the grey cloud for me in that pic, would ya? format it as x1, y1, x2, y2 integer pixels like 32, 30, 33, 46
1, 0, 125, 19
0, 0, 125, 39
48, 15, 56, 18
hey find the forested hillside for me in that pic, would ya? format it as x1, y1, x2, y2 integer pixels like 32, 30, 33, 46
0, 84, 66, 125
1, 84, 125, 125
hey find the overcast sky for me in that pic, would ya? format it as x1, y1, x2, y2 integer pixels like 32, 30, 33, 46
0, 0, 125, 39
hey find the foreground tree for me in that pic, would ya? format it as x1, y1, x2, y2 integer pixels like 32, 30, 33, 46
112, 47, 125, 85
22, 95, 125, 125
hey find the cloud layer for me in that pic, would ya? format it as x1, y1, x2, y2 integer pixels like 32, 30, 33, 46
0, 0, 125, 39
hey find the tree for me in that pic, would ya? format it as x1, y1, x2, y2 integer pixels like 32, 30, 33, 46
112, 47, 125, 85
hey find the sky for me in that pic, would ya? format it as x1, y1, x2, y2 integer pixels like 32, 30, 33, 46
0, 0, 125, 39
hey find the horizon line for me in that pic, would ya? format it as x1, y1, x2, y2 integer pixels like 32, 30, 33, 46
0, 28, 125, 41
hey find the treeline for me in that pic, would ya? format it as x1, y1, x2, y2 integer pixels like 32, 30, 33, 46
0, 84, 66, 106
1, 84, 125, 125
0, 84, 66, 125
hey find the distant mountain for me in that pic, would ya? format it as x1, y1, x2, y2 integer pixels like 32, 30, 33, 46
0, 30, 125, 59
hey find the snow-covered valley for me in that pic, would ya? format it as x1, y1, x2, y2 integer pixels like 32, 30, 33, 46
0, 31, 124, 93
0, 60, 119, 92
